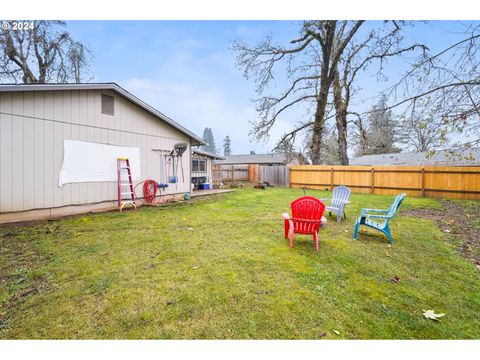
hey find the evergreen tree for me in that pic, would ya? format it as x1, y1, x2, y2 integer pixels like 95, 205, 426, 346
201, 127, 217, 154
357, 95, 401, 156
223, 136, 232, 156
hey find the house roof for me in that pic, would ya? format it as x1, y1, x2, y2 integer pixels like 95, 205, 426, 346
0, 83, 206, 146
192, 148, 225, 160
215, 153, 292, 165
350, 148, 480, 166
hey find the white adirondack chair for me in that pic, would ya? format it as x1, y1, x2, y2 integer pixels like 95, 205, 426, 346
320, 185, 352, 223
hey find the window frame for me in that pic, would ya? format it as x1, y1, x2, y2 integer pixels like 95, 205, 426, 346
192, 158, 207, 172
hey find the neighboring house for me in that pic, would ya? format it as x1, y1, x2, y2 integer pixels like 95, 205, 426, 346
0, 83, 206, 223
350, 148, 480, 166
191, 148, 225, 190
214, 152, 299, 166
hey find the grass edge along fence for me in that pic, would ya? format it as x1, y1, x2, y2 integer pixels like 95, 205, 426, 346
290, 165, 480, 200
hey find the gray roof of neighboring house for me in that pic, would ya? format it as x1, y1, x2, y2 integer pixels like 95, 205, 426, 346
192, 148, 225, 160
350, 148, 480, 166
214, 153, 292, 165
0, 83, 206, 146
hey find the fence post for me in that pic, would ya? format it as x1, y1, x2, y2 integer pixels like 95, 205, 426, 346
371, 167, 375, 194
289, 166, 292, 188
248, 164, 259, 184
421, 167, 425, 197
330, 167, 334, 190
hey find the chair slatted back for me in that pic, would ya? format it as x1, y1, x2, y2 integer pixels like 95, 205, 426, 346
386, 193, 407, 218
291, 196, 326, 234
332, 186, 351, 208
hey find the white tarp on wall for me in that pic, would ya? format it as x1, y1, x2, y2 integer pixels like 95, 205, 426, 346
58, 140, 141, 187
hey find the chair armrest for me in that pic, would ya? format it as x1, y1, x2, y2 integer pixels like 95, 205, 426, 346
319, 198, 331, 203
363, 214, 389, 219
282, 213, 290, 220
361, 208, 389, 214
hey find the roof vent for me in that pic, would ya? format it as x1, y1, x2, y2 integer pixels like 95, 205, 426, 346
101, 94, 114, 115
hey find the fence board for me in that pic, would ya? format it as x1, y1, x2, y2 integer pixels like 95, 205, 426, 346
212, 164, 249, 183
290, 165, 480, 200
259, 165, 289, 187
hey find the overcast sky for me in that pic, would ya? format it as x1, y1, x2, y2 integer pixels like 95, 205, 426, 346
66, 20, 477, 155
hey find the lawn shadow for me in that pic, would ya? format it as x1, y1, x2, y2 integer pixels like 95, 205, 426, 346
354, 231, 390, 244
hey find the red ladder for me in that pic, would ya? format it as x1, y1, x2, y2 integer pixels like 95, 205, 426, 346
117, 158, 136, 211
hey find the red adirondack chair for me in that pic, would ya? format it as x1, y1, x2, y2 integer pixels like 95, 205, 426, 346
282, 196, 326, 251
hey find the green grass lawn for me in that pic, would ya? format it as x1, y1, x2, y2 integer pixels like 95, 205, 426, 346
1, 188, 479, 339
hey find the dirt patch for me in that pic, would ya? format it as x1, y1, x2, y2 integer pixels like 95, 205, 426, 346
402, 200, 480, 269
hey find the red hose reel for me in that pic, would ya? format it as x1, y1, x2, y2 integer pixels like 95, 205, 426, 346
143, 179, 158, 203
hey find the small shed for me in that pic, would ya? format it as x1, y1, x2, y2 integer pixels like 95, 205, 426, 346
191, 149, 225, 190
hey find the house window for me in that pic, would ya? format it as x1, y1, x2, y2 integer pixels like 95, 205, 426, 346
192, 159, 206, 172
101, 94, 115, 115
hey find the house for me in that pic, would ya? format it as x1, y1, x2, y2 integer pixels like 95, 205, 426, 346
350, 148, 480, 166
214, 152, 299, 166
191, 148, 225, 190
0, 83, 206, 223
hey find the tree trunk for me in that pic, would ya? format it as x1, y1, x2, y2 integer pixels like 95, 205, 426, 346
335, 111, 349, 165
333, 72, 349, 165
310, 93, 329, 164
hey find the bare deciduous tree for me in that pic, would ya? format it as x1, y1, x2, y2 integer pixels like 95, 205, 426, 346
0, 20, 92, 83
376, 23, 480, 153
331, 21, 428, 163
233, 20, 363, 164
397, 98, 447, 152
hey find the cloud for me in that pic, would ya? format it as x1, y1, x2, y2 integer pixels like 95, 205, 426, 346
124, 76, 285, 154
120, 36, 296, 154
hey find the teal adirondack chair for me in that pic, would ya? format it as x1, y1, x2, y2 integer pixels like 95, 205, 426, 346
353, 193, 406, 244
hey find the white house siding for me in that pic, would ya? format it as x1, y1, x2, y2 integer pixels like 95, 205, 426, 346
0, 89, 191, 213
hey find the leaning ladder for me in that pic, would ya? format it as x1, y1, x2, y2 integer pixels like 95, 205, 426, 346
117, 157, 136, 211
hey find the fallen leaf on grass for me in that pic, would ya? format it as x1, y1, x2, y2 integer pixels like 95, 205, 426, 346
389, 276, 400, 284
423, 310, 445, 321
444, 229, 451, 233
333, 330, 340, 335
381, 304, 388, 311
192, 266, 199, 270
385, 251, 391, 257
187, 227, 194, 231
319, 331, 327, 338
386, 243, 392, 248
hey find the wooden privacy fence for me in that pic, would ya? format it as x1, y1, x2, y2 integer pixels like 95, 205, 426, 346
212, 164, 290, 187
258, 165, 290, 187
212, 164, 249, 183
290, 165, 480, 200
